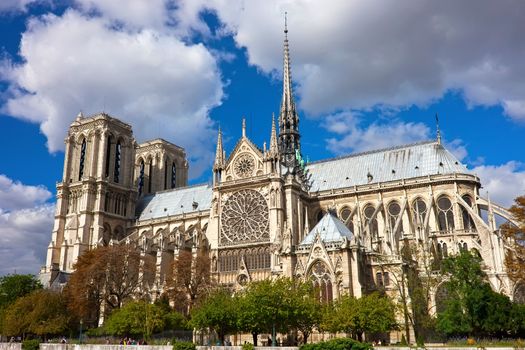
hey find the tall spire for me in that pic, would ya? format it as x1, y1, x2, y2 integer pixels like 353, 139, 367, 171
278, 12, 301, 170
213, 127, 224, 171
269, 113, 279, 157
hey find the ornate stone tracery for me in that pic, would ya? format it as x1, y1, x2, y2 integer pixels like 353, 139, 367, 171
220, 189, 269, 246
233, 153, 255, 178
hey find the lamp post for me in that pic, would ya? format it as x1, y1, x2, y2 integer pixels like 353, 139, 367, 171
79, 319, 83, 344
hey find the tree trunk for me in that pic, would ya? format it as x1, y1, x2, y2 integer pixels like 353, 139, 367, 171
357, 332, 363, 342
303, 332, 309, 344
252, 332, 258, 346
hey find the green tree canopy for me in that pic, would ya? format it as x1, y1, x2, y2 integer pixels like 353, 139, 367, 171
0, 274, 42, 309
104, 300, 184, 339
2, 289, 70, 339
190, 288, 238, 345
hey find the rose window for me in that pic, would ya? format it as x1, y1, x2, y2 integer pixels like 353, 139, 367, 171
221, 189, 269, 245
234, 154, 255, 178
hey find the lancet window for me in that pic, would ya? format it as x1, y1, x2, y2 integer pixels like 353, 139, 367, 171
218, 246, 271, 272
412, 198, 427, 229
105, 135, 112, 178
309, 260, 333, 303
364, 205, 379, 240
436, 196, 455, 232
171, 162, 177, 188
340, 206, 354, 233
387, 201, 404, 247
114, 141, 122, 183
138, 160, 145, 195
437, 241, 448, 259
78, 138, 87, 181
461, 195, 476, 232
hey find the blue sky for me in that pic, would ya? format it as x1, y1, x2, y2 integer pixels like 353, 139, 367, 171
0, 0, 524, 276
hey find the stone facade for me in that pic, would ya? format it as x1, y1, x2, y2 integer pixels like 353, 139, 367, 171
41, 25, 521, 340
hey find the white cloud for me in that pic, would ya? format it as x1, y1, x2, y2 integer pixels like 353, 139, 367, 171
0, 0, 36, 12
324, 112, 431, 154
176, 0, 525, 120
0, 174, 51, 211
0, 175, 54, 276
1, 10, 224, 178
472, 161, 525, 208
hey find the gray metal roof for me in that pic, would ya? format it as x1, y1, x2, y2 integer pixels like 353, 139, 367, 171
301, 212, 353, 245
136, 184, 212, 220
305, 141, 468, 192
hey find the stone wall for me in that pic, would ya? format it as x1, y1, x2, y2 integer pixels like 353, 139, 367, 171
40, 345, 172, 350
0, 343, 22, 350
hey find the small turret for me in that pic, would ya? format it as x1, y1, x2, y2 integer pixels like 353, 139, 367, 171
213, 128, 225, 184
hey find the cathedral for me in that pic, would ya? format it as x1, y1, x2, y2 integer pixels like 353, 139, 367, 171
41, 24, 521, 339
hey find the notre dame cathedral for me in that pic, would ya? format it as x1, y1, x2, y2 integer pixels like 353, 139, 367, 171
41, 24, 521, 340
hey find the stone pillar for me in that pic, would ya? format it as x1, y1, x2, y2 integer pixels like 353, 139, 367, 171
350, 247, 362, 297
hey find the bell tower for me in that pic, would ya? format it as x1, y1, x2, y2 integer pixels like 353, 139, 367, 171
43, 112, 137, 284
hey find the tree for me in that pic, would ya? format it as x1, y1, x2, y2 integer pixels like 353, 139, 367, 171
0, 274, 42, 309
502, 195, 525, 283
190, 288, 238, 345
436, 250, 515, 337
2, 290, 70, 339
0, 274, 42, 334
289, 281, 322, 344
322, 293, 397, 341
104, 300, 184, 339
65, 244, 144, 326
168, 248, 213, 315
237, 278, 295, 345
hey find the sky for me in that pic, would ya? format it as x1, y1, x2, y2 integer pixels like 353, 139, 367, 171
0, 0, 525, 276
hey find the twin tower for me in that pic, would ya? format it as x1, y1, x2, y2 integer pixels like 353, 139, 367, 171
42, 113, 189, 281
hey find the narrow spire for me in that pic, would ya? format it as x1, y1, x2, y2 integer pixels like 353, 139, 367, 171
242, 117, 246, 138
213, 127, 224, 171
270, 113, 279, 156
278, 12, 301, 170
436, 113, 442, 145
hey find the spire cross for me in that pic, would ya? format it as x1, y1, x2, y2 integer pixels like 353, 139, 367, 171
242, 117, 246, 138
284, 11, 288, 34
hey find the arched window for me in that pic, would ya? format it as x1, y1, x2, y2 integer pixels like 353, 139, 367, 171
171, 162, 177, 189
376, 272, 384, 287
442, 242, 448, 258
364, 205, 379, 239
114, 141, 122, 183
340, 206, 354, 233
412, 198, 427, 228
461, 195, 476, 232
384, 272, 390, 286
104, 135, 112, 178
437, 196, 455, 232
138, 160, 145, 195
309, 260, 333, 303
78, 138, 87, 181
388, 201, 404, 248
148, 160, 153, 193
435, 283, 449, 313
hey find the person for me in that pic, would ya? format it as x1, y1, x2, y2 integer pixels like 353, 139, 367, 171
9, 337, 15, 343
60, 337, 67, 344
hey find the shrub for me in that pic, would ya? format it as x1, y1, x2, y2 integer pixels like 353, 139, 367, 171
173, 340, 196, 350
242, 343, 255, 350
22, 339, 40, 350
299, 338, 372, 350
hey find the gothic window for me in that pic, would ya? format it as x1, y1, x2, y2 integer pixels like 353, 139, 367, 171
435, 283, 449, 313
388, 201, 404, 247
309, 260, 333, 303
220, 190, 269, 246
376, 272, 384, 287
138, 160, 145, 195
384, 272, 390, 286
114, 141, 121, 183
105, 135, 112, 178
164, 160, 168, 190
412, 198, 427, 229
78, 138, 87, 181
441, 242, 448, 258
461, 195, 476, 232
437, 196, 455, 232
171, 162, 177, 189
364, 205, 379, 239
340, 206, 354, 232
104, 192, 110, 211
148, 161, 153, 193
458, 241, 468, 252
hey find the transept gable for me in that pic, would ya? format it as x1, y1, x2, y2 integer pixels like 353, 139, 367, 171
304, 233, 336, 277
223, 136, 265, 181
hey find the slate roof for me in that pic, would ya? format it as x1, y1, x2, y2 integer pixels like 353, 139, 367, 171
135, 141, 469, 221
301, 212, 353, 245
305, 141, 468, 192
135, 184, 212, 220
